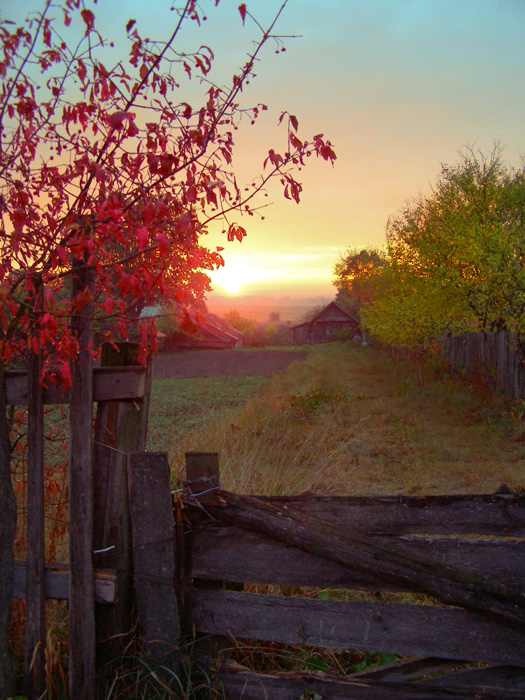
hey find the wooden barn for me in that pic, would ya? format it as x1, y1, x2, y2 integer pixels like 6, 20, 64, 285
292, 301, 359, 345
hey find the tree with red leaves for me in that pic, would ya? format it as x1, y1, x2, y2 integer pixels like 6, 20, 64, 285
0, 1, 335, 693
0, 0, 335, 378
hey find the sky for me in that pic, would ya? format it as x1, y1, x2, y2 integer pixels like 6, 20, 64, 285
3, 0, 525, 301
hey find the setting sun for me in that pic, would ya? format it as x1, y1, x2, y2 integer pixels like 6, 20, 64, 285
210, 261, 249, 295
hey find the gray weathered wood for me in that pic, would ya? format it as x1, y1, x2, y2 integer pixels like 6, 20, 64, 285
195, 491, 525, 632
128, 452, 180, 664
13, 561, 116, 603
24, 345, 46, 699
191, 525, 525, 590
93, 342, 152, 668
416, 664, 525, 690
69, 260, 96, 699
214, 661, 523, 700
254, 493, 525, 537
193, 589, 525, 666
185, 451, 220, 493
5, 365, 147, 405
0, 365, 16, 698
350, 657, 461, 682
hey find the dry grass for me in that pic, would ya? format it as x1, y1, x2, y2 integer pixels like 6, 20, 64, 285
169, 342, 525, 496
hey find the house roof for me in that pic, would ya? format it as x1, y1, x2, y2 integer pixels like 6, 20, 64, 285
291, 300, 358, 330
202, 313, 244, 343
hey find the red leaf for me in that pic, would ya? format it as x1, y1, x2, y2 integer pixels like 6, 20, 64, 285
77, 59, 87, 83
238, 4, 247, 25
80, 9, 95, 31
290, 114, 299, 132
157, 232, 170, 256
136, 226, 149, 250
126, 19, 136, 33
103, 297, 114, 315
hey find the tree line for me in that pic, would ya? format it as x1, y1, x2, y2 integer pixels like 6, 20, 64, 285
334, 146, 525, 355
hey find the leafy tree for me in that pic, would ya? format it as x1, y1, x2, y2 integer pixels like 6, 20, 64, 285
223, 308, 257, 336
385, 146, 525, 335
0, 0, 336, 378
0, 1, 336, 693
363, 146, 525, 355
333, 247, 387, 317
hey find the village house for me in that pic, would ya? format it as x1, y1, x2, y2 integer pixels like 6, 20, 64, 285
291, 300, 359, 345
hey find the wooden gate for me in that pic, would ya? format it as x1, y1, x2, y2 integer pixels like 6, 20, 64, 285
125, 452, 525, 699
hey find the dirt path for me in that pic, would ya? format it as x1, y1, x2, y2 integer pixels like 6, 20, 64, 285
153, 349, 309, 379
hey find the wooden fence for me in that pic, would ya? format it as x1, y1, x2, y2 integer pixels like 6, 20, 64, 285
122, 452, 525, 700
8, 341, 152, 700
439, 331, 525, 401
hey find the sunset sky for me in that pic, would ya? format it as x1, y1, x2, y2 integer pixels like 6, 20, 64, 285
200, 0, 525, 300
5, 0, 525, 300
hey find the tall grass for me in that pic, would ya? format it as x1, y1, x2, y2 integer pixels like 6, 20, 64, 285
167, 343, 525, 496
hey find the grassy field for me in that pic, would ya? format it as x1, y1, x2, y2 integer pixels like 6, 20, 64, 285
149, 342, 524, 496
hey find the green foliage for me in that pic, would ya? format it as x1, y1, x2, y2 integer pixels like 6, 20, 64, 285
349, 652, 401, 674
333, 247, 388, 317
362, 145, 525, 351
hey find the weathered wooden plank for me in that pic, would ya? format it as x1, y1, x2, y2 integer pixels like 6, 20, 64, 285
191, 525, 525, 589
185, 451, 220, 493
350, 657, 461, 682
254, 493, 525, 537
13, 562, 116, 603
193, 589, 525, 667
93, 343, 152, 670
0, 366, 16, 698
24, 345, 46, 700
193, 491, 525, 633
128, 453, 180, 665
69, 260, 96, 699
417, 664, 525, 690
214, 663, 523, 700
5, 365, 147, 405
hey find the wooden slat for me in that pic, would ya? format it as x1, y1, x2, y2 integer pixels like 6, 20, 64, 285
254, 493, 525, 537
13, 562, 116, 603
417, 664, 525, 690
195, 491, 525, 633
127, 453, 180, 665
351, 657, 462, 682
191, 525, 525, 589
0, 365, 17, 698
24, 345, 46, 699
193, 589, 525, 667
93, 343, 152, 669
215, 663, 523, 700
68, 260, 96, 699
5, 365, 147, 405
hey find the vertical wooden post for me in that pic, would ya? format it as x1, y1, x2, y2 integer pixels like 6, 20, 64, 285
24, 339, 46, 699
185, 452, 220, 494
69, 260, 96, 699
127, 453, 180, 676
93, 341, 152, 673
184, 452, 228, 667
0, 366, 16, 698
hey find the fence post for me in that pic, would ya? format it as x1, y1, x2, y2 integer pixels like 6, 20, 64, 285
184, 452, 228, 670
0, 366, 16, 698
93, 341, 152, 675
127, 453, 180, 678
185, 451, 220, 494
69, 259, 96, 699
24, 338, 46, 700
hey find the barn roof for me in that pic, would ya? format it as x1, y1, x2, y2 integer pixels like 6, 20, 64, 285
291, 301, 358, 330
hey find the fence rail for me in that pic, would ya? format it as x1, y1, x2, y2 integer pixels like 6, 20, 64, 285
138, 453, 524, 700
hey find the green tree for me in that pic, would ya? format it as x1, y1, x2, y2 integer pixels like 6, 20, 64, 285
385, 146, 525, 335
333, 247, 387, 317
